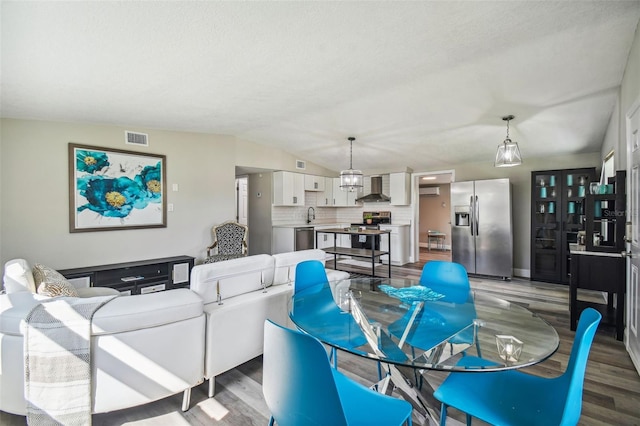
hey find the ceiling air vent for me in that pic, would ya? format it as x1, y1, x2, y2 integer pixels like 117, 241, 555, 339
125, 131, 149, 147
296, 160, 306, 170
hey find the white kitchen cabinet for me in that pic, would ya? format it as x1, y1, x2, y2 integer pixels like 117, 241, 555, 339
379, 224, 410, 265
316, 231, 332, 250
317, 177, 334, 207
314, 226, 336, 250
273, 171, 305, 206
272, 226, 316, 254
332, 178, 362, 207
314, 224, 350, 248
314, 224, 351, 261
339, 234, 352, 248
390, 172, 411, 206
272, 227, 294, 254
304, 174, 325, 192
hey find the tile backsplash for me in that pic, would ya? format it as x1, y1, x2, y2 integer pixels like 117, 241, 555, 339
272, 191, 412, 225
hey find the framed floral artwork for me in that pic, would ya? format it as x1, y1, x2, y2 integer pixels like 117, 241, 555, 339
69, 143, 166, 232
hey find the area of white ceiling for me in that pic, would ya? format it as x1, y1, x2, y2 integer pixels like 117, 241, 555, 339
2, 1, 639, 174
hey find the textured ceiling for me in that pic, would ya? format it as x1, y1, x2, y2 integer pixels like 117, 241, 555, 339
2, 1, 639, 174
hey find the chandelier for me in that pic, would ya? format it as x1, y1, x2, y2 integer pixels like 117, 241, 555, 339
494, 115, 523, 167
339, 137, 363, 192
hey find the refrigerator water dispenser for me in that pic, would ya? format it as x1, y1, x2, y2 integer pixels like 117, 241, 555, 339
454, 206, 470, 226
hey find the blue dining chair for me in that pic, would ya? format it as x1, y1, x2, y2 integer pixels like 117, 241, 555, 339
294, 259, 328, 294
262, 319, 413, 426
388, 261, 477, 354
433, 307, 602, 426
293, 260, 340, 366
419, 260, 470, 291
293, 260, 383, 377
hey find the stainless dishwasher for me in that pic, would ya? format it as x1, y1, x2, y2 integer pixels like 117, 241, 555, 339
295, 227, 315, 251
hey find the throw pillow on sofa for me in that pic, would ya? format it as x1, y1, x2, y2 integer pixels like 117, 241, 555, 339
33, 263, 79, 297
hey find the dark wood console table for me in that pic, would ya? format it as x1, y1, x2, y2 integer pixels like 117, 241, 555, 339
59, 255, 195, 295
570, 250, 625, 340
316, 228, 391, 277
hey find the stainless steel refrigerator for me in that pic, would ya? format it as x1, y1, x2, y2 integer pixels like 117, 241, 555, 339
451, 178, 513, 279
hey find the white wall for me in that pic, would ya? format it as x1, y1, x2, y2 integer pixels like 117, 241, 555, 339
620, 20, 640, 160
0, 119, 330, 268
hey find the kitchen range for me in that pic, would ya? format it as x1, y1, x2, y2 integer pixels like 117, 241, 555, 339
350, 211, 391, 250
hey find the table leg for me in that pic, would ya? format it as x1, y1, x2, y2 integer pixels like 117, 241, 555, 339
371, 235, 376, 277
348, 293, 440, 425
388, 233, 391, 278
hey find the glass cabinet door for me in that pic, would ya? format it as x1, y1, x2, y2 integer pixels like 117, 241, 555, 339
564, 172, 590, 226
531, 167, 596, 284
586, 170, 626, 252
533, 172, 559, 224
532, 171, 561, 281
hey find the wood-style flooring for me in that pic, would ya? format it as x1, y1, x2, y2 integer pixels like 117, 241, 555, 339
2, 252, 639, 425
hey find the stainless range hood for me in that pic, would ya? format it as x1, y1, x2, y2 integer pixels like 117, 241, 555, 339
356, 176, 390, 203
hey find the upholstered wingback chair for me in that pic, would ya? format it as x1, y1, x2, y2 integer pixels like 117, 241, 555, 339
205, 221, 248, 263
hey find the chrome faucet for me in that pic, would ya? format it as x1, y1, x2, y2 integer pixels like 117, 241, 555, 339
307, 207, 316, 224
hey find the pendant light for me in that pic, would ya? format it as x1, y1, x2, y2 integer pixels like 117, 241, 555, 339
339, 137, 363, 192
494, 115, 523, 167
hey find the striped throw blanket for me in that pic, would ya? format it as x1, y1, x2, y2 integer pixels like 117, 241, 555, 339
24, 295, 117, 425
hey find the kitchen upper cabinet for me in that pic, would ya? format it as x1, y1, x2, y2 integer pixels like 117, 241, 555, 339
273, 171, 305, 206
332, 178, 362, 207
318, 177, 334, 207
390, 172, 411, 205
304, 174, 325, 192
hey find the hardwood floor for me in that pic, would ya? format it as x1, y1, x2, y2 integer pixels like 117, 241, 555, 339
419, 246, 452, 263
2, 257, 639, 425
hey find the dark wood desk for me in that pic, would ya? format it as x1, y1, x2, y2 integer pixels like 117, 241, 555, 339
570, 251, 625, 340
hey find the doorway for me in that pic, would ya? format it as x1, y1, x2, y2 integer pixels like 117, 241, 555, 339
236, 176, 248, 226
626, 96, 640, 373
411, 171, 454, 264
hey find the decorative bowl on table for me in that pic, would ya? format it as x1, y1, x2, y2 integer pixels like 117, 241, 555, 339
378, 285, 445, 304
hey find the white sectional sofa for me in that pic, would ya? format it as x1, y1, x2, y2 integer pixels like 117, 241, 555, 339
0, 259, 206, 417
0, 249, 348, 417
189, 248, 349, 396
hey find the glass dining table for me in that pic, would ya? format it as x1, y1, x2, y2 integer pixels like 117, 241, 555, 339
289, 277, 559, 425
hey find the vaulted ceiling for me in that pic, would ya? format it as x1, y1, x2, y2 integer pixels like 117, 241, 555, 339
2, 1, 639, 174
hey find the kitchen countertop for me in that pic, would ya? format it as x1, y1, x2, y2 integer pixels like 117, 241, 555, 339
315, 227, 391, 236
272, 223, 347, 228
570, 250, 624, 257
273, 222, 410, 228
